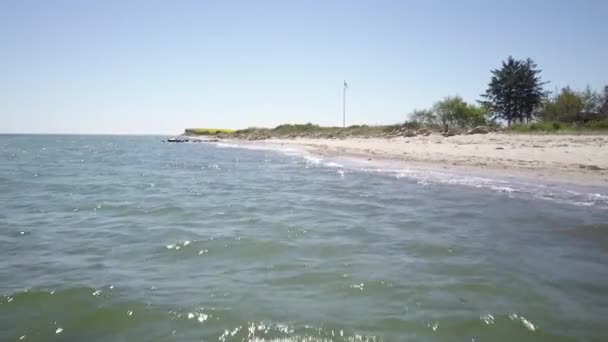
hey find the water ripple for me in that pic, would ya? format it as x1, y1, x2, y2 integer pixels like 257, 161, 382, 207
1, 135, 607, 341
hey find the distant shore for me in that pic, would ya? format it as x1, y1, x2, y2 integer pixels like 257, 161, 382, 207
185, 131, 608, 186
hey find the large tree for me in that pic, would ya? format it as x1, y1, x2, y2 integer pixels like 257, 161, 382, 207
481, 57, 547, 126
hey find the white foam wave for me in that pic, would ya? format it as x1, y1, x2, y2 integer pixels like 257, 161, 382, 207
303, 155, 322, 165
208, 141, 608, 209
509, 313, 537, 332
364, 167, 607, 209
324, 162, 344, 168
214, 142, 269, 151
489, 186, 516, 193
214, 142, 301, 156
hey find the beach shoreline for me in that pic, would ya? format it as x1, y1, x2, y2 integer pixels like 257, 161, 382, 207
213, 133, 608, 187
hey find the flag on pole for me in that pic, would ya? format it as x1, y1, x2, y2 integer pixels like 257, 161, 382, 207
344, 80, 348, 89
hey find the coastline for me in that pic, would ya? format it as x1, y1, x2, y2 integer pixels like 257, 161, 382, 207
213, 133, 608, 187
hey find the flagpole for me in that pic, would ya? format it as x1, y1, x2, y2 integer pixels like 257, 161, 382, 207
343, 80, 346, 128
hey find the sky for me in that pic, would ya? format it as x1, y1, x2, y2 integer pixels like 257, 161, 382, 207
1, 0, 607, 134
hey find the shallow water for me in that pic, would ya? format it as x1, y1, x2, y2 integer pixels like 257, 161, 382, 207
1, 135, 607, 341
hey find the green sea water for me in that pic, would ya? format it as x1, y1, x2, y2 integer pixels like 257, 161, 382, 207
1, 135, 607, 341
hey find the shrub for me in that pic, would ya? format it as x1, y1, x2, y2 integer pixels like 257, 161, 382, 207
509, 122, 566, 132
273, 123, 321, 135
586, 119, 608, 130
401, 120, 421, 130
382, 124, 402, 132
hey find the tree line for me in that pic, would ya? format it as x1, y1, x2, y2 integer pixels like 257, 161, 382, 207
409, 56, 608, 130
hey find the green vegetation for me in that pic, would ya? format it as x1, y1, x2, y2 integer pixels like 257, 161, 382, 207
431, 96, 488, 128
183, 123, 419, 140
540, 86, 608, 123
184, 128, 236, 135
508, 120, 608, 133
509, 122, 566, 133
407, 97, 490, 131
501, 85, 608, 132
481, 57, 547, 126
232, 123, 405, 140
407, 56, 607, 133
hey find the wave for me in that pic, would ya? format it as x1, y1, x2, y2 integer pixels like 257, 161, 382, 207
215, 142, 301, 156
209, 141, 608, 209
366, 166, 608, 209
0, 287, 171, 340
2, 288, 560, 341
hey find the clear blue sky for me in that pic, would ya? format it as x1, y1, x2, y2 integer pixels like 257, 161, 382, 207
1, 0, 606, 134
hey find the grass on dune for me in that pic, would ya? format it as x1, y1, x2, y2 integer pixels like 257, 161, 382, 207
185, 128, 236, 135
508, 119, 608, 133
185, 122, 429, 139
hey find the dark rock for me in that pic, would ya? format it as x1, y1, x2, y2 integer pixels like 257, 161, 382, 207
586, 165, 604, 171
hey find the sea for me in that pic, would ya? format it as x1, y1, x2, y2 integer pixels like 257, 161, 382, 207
1, 134, 607, 341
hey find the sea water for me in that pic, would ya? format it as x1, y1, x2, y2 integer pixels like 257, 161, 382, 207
1, 135, 607, 341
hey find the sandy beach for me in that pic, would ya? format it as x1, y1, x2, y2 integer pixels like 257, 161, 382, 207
259, 133, 608, 186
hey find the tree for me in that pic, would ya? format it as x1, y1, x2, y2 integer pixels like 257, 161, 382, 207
467, 104, 489, 126
540, 85, 608, 124
581, 86, 602, 113
601, 85, 608, 118
481, 57, 547, 126
434, 96, 467, 128
542, 87, 584, 123
430, 96, 488, 128
409, 109, 437, 125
